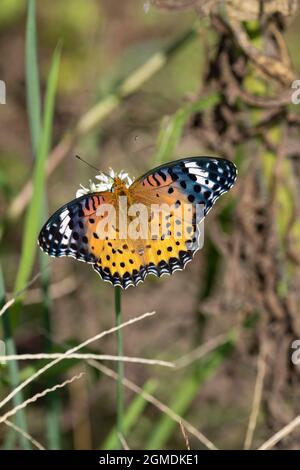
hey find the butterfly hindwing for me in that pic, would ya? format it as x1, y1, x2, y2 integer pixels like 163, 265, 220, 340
92, 234, 194, 289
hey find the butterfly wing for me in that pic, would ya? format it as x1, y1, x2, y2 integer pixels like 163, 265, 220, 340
114, 156, 237, 285
131, 156, 237, 216
93, 156, 237, 288
38, 191, 169, 289
39, 157, 237, 289
38, 192, 115, 263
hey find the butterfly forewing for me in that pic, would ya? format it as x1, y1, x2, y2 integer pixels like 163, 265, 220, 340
38, 192, 114, 262
131, 156, 237, 215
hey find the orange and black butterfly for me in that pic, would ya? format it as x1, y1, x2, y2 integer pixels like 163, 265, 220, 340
38, 156, 237, 288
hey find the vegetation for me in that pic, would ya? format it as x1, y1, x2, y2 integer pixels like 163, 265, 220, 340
0, 0, 300, 450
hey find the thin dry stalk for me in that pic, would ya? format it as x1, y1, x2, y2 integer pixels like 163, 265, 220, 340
244, 352, 266, 449
0, 269, 46, 317
0, 353, 173, 368
180, 420, 191, 450
88, 360, 218, 450
4, 419, 46, 450
0, 373, 84, 425
258, 415, 300, 450
118, 432, 130, 450
175, 332, 230, 369
0, 311, 156, 411
69, 368, 92, 450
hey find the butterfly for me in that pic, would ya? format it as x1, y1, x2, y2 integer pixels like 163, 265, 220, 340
38, 156, 237, 289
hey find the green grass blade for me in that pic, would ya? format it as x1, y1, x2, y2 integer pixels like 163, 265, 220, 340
153, 93, 220, 165
146, 339, 234, 449
14, 44, 61, 298
25, 0, 61, 448
0, 265, 30, 449
25, 0, 41, 154
40, 244, 61, 449
2, 428, 17, 450
0, 7, 45, 447
101, 379, 157, 450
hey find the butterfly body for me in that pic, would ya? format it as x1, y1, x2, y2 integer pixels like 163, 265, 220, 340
39, 157, 237, 288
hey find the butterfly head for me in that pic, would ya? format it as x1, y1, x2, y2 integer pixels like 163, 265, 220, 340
111, 176, 129, 195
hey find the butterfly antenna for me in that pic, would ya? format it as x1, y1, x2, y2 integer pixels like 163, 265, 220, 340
75, 155, 113, 180
75, 155, 101, 173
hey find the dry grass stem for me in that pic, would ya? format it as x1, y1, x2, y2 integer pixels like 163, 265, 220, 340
244, 352, 266, 449
180, 420, 191, 450
3, 419, 46, 450
0, 353, 174, 368
175, 332, 230, 369
0, 269, 46, 317
88, 360, 218, 450
118, 432, 130, 450
0, 373, 84, 425
258, 415, 300, 450
0, 311, 156, 411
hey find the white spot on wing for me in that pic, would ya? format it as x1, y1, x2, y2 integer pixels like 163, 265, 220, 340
188, 168, 209, 177
60, 209, 69, 220
59, 214, 70, 235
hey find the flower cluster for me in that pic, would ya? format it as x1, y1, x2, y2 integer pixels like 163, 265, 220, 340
76, 168, 134, 198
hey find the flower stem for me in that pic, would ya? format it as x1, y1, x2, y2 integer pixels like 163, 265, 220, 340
114, 286, 124, 448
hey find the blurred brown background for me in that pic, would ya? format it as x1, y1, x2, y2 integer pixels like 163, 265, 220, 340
1, 0, 300, 450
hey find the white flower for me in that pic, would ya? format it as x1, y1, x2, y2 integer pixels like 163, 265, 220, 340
76, 168, 134, 198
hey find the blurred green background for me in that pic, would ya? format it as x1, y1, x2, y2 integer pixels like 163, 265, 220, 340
1, 0, 300, 451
